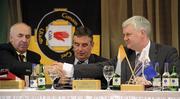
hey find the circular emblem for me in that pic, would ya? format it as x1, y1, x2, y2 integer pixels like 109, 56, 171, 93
36, 9, 84, 61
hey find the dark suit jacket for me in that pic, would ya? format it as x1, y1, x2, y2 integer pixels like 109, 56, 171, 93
59, 53, 108, 89
73, 42, 180, 84
61, 53, 108, 65
0, 43, 41, 78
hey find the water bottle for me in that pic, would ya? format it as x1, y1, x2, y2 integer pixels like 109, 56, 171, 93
30, 64, 37, 88
37, 64, 46, 90
169, 65, 179, 91
162, 62, 170, 91
152, 62, 161, 91
112, 73, 121, 90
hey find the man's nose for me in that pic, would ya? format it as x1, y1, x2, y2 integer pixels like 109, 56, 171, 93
123, 35, 128, 41
22, 36, 28, 42
77, 46, 83, 50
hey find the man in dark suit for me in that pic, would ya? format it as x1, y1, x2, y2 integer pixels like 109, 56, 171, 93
56, 26, 108, 89
116, 43, 179, 84
61, 26, 107, 65
54, 16, 180, 86
0, 22, 41, 79
119, 16, 179, 85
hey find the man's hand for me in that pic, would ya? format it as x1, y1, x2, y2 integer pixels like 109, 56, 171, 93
44, 62, 65, 78
133, 76, 152, 85
59, 77, 72, 84
50, 62, 74, 88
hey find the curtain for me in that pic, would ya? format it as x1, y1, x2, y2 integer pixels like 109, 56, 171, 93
0, 0, 22, 43
101, 0, 179, 58
0, 0, 179, 58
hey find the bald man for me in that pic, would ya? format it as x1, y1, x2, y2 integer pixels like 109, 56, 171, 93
0, 22, 41, 79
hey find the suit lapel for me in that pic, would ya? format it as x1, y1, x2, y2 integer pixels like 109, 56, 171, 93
61, 54, 75, 64
8, 43, 19, 61
26, 51, 31, 62
126, 49, 136, 69
121, 49, 136, 83
88, 54, 95, 63
26, 50, 36, 62
70, 56, 75, 64
149, 42, 158, 64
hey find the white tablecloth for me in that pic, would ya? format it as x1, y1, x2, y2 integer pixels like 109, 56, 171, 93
0, 89, 180, 99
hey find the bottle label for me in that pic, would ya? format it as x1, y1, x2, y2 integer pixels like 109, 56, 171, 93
24, 75, 29, 87
30, 80, 37, 88
113, 77, 121, 86
162, 78, 170, 86
38, 78, 45, 86
170, 78, 179, 86
153, 78, 161, 86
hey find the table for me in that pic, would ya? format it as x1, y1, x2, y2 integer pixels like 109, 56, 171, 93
0, 89, 180, 99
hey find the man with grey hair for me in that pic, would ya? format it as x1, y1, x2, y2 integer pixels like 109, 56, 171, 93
53, 16, 180, 87
0, 22, 41, 80
120, 16, 179, 85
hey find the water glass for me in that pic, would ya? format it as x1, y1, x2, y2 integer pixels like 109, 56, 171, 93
103, 65, 114, 90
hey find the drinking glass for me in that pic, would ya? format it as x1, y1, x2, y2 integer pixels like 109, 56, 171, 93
47, 68, 59, 90
103, 65, 114, 90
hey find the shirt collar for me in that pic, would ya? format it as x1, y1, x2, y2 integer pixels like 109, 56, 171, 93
16, 51, 27, 57
16, 51, 27, 62
137, 40, 151, 62
74, 58, 88, 65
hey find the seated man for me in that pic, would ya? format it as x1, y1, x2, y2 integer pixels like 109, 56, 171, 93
61, 26, 108, 65
0, 22, 41, 80
56, 26, 108, 89
53, 16, 180, 88
0, 23, 60, 81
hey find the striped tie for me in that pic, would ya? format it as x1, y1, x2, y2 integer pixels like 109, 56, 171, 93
134, 53, 143, 76
18, 54, 25, 80
18, 54, 25, 62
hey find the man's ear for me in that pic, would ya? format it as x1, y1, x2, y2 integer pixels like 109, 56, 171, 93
140, 28, 146, 36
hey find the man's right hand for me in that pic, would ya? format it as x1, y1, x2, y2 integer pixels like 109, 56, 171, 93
49, 62, 74, 78
46, 62, 65, 78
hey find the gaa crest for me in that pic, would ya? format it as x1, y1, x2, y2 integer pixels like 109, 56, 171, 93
36, 9, 84, 61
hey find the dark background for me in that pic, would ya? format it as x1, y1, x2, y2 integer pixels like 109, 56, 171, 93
20, 0, 101, 35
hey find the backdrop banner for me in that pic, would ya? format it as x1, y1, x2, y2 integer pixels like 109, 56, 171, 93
21, 0, 101, 64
